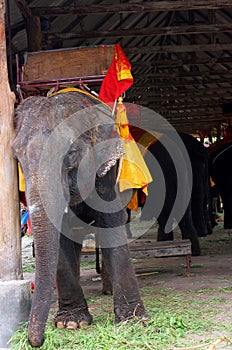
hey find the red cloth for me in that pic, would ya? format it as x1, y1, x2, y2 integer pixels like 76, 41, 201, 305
99, 43, 133, 104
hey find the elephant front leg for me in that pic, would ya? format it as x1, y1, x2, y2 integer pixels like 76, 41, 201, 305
101, 244, 149, 323
55, 232, 93, 329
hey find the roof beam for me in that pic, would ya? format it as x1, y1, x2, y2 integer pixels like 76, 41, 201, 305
128, 87, 232, 100
156, 107, 222, 114
30, 1, 232, 17
132, 81, 232, 88
149, 101, 223, 108
125, 43, 232, 54
132, 56, 232, 68
15, 0, 32, 17
48, 23, 232, 41
134, 70, 232, 79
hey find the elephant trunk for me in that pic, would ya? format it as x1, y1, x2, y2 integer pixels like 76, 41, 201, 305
25, 178, 61, 347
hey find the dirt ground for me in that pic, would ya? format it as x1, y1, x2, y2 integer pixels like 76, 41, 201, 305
79, 220, 232, 349
77, 220, 232, 295
22, 217, 232, 348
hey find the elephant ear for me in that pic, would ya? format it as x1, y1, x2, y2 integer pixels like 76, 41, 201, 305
61, 102, 125, 204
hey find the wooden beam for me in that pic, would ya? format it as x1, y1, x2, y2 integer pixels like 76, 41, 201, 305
48, 23, 232, 41
171, 120, 226, 131
131, 81, 232, 89
134, 70, 232, 79
129, 86, 232, 98
125, 43, 232, 55
15, 0, 42, 51
15, 0, 32, 17
26, 16, 42, 51
155, 108, 222, 115
150, 101, 223, 108
30, 1, 232, 17
162, 115, 225, 122
169, 118, 226, 123
132, 56, 232, 68
136, 99, 227, 107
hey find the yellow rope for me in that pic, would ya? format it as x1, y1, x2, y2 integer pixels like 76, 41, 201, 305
48, 87, 111, 111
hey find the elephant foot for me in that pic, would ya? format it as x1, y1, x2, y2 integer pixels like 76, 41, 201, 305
102, 285, 113, 295
102, 276, 113, 295
157, 232, 174, 241
224, 224, 232, 229
54, 304, 93, 330
114, 302, 150, 324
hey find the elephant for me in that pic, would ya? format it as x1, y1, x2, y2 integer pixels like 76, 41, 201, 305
209, 140, 232, 229
12, 91, 149, 347
99, 130, 211, 296
128, 130, 212, 256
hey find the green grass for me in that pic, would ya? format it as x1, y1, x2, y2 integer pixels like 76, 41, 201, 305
9, 287, 232, 350
22, 255, 35, 273
80, 261, 96, 269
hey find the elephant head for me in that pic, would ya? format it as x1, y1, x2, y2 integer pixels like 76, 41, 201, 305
12, 92, 124, 347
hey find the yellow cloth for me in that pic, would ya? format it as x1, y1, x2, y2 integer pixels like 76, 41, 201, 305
18, 163, 25, 192
48, 87, 111, 109
210, 176, 216, 187
115, 100, 153, 210
127, 191, 139, 211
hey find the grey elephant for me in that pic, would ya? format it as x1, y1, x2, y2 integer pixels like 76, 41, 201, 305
12, 91, 148, 348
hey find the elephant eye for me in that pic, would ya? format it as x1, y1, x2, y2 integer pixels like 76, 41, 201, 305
67, 148, 76, 156
63, 149, 77, 170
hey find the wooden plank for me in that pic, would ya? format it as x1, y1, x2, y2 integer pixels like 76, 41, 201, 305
81, 239, 192, 262
129, 240, 192, 258
22, 45, 114, 82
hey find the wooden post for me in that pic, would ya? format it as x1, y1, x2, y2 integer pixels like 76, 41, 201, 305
26, 16, 42, 52
0, 0, 22, 281
15, 0, 42, 51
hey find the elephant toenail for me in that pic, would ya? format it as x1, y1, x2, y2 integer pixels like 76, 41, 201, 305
66, 321, 78, 330
79, 320, 90, 328
56, 321, 65, 329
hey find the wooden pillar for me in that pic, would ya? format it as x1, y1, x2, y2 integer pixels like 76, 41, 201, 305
216, 123, 222, 140
15, 0, 42, 52
26, 16, 42, 52
208, 129, 213, 144
0, 0, 22, 281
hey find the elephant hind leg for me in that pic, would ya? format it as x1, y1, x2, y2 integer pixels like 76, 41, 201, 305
101, 244, 150, 323
222, 196, 232, 229
101, 256, 113, 295
179, 206, 201, 256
